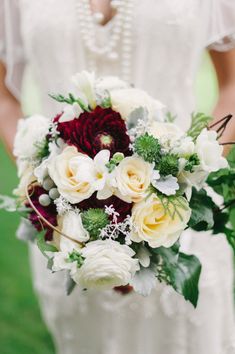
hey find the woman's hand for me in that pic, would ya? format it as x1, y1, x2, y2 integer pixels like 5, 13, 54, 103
0, 61, 22, 157
210, 48, 235, 157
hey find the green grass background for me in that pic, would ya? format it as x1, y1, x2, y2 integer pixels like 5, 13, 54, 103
0, 53, 222, 353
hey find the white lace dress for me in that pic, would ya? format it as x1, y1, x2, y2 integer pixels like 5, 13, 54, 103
1, 1, 235, 353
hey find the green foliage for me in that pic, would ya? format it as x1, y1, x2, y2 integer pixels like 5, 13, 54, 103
207, 168, 235, 204
49, 92, 89, 111
187, 112, 212, 141
188, 188, 214, 231
65, 273, 77, 295
159, 195, 189, 222
184, 153, 200, 172
81, 208, 109, 239
37, 233, 58, 258
35, 137, 50, 160
106, 152, 124, 172
152, 246, 201, 307
158, 154, 179, 176
68, 250, 84, 267
133, 133, 161, 163
165, 111, 177, 122
100, 93, 112, 108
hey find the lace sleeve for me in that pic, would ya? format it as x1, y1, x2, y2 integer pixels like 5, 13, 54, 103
0, 0, 25, 100
206, 0, 235, 51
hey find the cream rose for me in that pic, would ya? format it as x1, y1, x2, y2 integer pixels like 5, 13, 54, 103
131, 193, 191, 248
114, 156, 153, 203
195, 128, 228, 172
110, 88, 165, 121
73, 240, 139, 290
48, 146, 96, 203
48, 147, 111, 203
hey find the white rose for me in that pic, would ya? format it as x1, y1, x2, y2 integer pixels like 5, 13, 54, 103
72, 71, 96, 109
195, 128, 228, 172
149, 121, 184, 147
14, 115, 50, 159
131, 193, 191, 248
48, 147, 110, 203
114, 156, 153, 203
110, 88, 165, 121
73, 240, 139, 289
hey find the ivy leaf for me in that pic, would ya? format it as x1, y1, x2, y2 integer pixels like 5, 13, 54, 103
37, 233, 58, 258
188, 188, 214, 231
187, 112, 212, 141
153, 247, 201, 307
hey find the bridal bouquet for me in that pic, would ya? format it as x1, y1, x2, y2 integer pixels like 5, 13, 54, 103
2, 71, 234, 307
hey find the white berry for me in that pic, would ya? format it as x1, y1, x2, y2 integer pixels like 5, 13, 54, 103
43, 178, 54, 191
39, 194, 51, 207
49, 188, 60, 200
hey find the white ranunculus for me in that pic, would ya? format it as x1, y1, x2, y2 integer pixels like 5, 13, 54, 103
131, 193, 191, 248
114, 156, 153, 203
149, 121, 184, 148
59, 102, 83, 123
14, 115, 50, 160
48, 147, 111, 204
195, 128, 228, 172
72, 71, 96, 109
73, 240, 139, 289
96, 76, 129, 92
110, 88, 165, 121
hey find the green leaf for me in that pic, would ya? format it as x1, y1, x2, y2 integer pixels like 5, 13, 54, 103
188, 188, 214, 231
153, 247, 201, 307
187, 112, 212, 141
37, 233, 58, 258
49, 93, 89, 111
65, 272, 77, 295
207, 168, 235, 203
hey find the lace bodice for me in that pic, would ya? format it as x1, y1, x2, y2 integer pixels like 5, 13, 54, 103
1, 0, 235, 127
1, 1, 235, 354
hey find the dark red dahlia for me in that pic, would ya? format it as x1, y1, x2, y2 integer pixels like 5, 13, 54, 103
54, 106, 131, 158
27, 186, 57, 241
78, 193, 132, 223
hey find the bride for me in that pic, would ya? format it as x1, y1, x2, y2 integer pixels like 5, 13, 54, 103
1, 1, 235, 353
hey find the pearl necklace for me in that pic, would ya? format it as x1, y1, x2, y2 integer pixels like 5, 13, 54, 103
75, 0, 134, 81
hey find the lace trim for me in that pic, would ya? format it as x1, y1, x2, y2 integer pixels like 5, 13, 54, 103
207, 31, 235, 51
